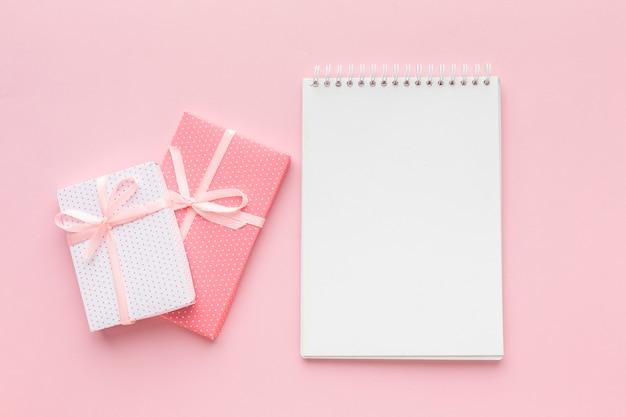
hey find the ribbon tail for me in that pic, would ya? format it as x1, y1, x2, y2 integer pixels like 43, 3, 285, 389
179, 209, 196, 241
169, 146, 192, 199
221, 210, 266, 228
104, 230, 132, 325
194, 210, 248, 230
83, 226, 107, 260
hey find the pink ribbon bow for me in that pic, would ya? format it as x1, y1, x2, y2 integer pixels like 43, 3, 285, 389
168, 128, 265, 240
55, 176, 169, 325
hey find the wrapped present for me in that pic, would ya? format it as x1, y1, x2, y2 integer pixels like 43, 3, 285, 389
160, 113, 290, 339
55, 162, 196, 331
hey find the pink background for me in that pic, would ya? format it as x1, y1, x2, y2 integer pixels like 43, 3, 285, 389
1, 0, 624, 415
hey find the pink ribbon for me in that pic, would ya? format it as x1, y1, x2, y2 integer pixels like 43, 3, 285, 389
55, 176, 169, 325
168, 128, 265, 240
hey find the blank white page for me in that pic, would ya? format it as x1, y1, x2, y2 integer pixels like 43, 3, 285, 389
301, 72, 503, 359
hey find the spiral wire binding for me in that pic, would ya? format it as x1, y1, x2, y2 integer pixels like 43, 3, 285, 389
426, 64, 434, 86
461, 64, 468, 86
358, 64, 365, 87
324, 64, 331, 87
335, 64, 342, 87
449, 64, 456, 86
484, 63, 491, 85
415, 64, 422, 86
437, 64, 445, 86
347, 64, 354, 87
403, 65, 410, 86
312, 65, 320, 87
472, 64, 480, 85
381, 64, 388, 87
311, 64, 493, 88
392, 65, 399, 86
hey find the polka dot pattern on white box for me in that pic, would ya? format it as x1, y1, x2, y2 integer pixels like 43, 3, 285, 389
57, 162, 196, 331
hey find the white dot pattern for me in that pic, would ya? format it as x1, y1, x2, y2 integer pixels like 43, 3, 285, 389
160, 113, 290, 339
56, 162, 196, 331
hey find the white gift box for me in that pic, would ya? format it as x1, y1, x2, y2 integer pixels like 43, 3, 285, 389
56, 162, 195, 331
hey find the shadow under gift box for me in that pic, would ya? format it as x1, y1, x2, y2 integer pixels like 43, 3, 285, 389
56, 162, 196, 332
159, 113, 290, 339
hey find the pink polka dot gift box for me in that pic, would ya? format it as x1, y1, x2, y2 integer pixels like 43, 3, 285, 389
160, 113, 290, 339
55, 162, 196, 331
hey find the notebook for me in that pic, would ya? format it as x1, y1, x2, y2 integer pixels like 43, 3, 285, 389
301, 64, 503, 360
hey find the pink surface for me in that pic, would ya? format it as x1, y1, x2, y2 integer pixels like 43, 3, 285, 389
160, 113, 290, 339
1, 0, 625, 415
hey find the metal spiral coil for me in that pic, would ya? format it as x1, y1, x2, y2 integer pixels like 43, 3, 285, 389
311, 63, 493, 87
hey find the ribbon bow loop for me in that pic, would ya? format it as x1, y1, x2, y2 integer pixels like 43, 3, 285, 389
55, 177, 167, 260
